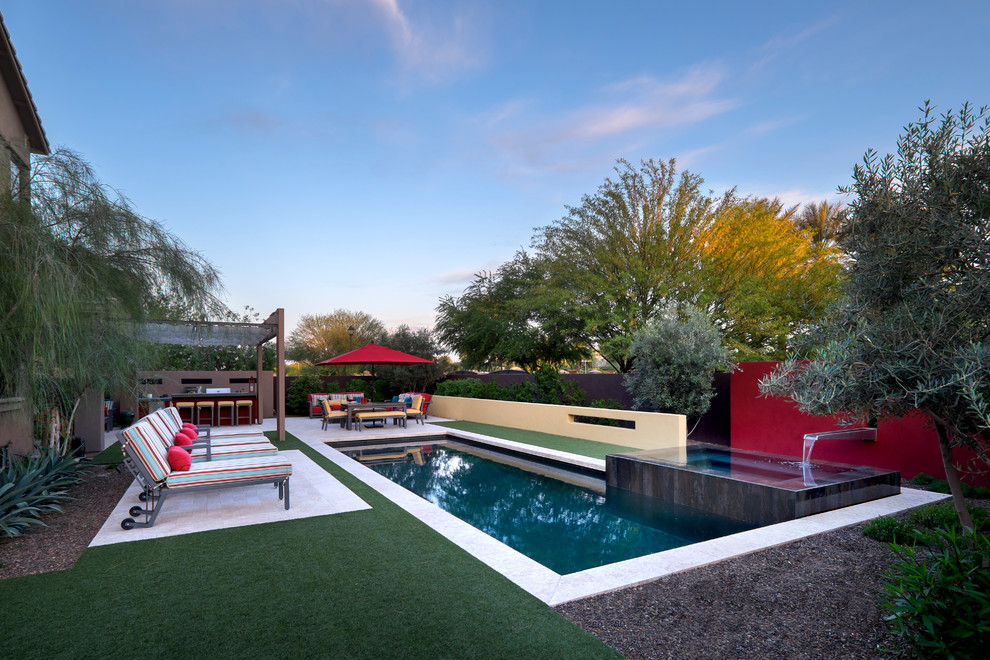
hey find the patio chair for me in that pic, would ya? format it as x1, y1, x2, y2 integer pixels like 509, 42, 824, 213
321, 399, 347, 431
118, 421, 291, 530
404, 395, 425, 425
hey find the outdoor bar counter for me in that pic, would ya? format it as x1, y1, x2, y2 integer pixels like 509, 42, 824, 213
170, 392, 258, 426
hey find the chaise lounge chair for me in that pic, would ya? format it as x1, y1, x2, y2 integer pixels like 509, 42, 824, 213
116, 408, 291, 529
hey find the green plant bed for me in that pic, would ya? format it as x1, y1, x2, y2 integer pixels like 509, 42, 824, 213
431, 420, 637, 460
911, 472, 990, 499
0, 432, 620, 659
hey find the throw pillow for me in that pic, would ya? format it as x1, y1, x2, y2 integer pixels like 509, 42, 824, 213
174, 431, 194, 446
167, 445, 192, 471
180, 425, 198, 439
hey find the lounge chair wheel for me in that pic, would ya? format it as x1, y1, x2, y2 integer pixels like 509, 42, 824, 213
129, 506, 145, 517
121, 518, 136, 530
138, 492, 148, 502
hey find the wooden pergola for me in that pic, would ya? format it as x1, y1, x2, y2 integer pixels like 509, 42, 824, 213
141, 309, 286, 442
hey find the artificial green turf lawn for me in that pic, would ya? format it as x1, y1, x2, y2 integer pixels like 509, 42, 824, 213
90, 440, 124, 465
431, 420, 638, 459
0, 432, 621, 659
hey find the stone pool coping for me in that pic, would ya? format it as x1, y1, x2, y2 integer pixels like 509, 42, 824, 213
286, 417, 950, 606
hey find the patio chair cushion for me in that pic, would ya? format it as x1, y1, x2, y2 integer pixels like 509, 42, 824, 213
121, 422, 171, 484
167, 446, 192, 471
174, 431, 194, 446
165, 455, 292, 489
162, 407, 184, 432
188, 443, 278, 463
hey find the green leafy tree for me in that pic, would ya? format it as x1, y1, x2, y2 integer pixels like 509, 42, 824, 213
696, 198, 845, 359
531, 158, 842, 370
285, 373, 324, 416
798, 199, 848, 248
760, 103, 990, 529
435, 252, 588, 371
286, 310, 385, 366
0, 148, 223, 450
533, 158, 732, 372
375, 325, 449, 393
623, 306, 733, 431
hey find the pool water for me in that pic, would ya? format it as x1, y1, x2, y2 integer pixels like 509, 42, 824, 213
349, 442, 757, 575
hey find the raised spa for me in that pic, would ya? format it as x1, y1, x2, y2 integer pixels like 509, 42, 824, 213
606, 443, 900, 526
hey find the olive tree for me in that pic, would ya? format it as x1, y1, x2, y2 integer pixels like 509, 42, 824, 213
623, 306, 733, 432
761, 103, 990, 529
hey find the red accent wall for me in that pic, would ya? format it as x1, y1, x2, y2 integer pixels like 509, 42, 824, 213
731, 362, 989, 487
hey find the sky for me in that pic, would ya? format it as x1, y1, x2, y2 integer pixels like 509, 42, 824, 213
4, 0, 989, 338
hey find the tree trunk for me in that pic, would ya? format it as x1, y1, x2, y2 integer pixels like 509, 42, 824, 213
935, 421, 974, 531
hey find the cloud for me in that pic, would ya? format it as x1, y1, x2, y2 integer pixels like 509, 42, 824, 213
749, 16, 841, 73
369, 0, 487, 84
482, 65, 737, 176
741, 187, 853, 209
215, 110, 286, 133
428, 266, 489, 286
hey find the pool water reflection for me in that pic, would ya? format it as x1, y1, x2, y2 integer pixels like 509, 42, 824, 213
347, 442, 757, 575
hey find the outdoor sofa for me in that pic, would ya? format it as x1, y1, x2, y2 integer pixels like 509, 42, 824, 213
307, 392, 365, 418
116, 406, 291, 529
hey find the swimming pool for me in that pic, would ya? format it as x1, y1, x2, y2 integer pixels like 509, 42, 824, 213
344, 441, 756, 574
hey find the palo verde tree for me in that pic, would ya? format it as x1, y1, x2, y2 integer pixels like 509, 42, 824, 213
0, 148, 224, 450
533, 158, 733, 372
696, 198, 845, 359
435, 251, 588, 371
761, 102, 990, 529
286, 309, 385, 367
531, 158, 843, 369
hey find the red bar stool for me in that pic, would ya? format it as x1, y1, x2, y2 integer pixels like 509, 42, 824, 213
176, 401, 195, 424
217, 400, 235, 426
196, 400, 215, 426
235, 399, 253, 426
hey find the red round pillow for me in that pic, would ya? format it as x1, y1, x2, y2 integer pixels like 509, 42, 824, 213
181, 423, 198, 437
174, 431, 194, 446
167, 445, 192, 471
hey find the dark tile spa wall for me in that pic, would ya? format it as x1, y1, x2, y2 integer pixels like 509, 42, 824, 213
605, 452, 901, 526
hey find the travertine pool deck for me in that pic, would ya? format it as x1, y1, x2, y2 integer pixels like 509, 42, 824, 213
95, 416, 950, 605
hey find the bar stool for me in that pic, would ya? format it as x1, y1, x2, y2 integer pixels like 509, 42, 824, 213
217, 400, 235, 426
235, 399, 253, 426
196, 400, 215, 426
176, 401, 195, 424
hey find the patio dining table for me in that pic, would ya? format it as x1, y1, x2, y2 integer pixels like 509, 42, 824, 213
339, 400, 408, 431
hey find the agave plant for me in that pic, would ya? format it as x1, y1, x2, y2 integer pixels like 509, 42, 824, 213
0, 447, 83, 538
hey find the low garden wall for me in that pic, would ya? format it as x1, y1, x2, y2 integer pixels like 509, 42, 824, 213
430, 395, 686, 451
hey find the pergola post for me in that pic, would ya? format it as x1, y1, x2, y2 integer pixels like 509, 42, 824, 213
276, 308, 285, 443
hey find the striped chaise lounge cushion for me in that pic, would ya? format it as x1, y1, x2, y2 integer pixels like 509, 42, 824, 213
165, 455, 292, 489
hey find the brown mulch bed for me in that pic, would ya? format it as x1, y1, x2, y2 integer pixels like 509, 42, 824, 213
0, 464, 132, 579
1, 463, 981, 659
558, 496, 990, 660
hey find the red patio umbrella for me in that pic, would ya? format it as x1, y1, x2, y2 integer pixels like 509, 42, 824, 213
316, 342, 433, 372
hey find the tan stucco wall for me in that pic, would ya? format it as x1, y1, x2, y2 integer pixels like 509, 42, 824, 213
0, 72, 30, 166
430, 396, 686, 451
0, 397, 32, 456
